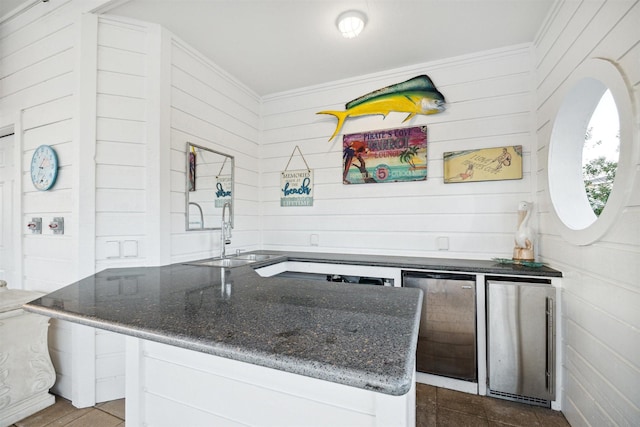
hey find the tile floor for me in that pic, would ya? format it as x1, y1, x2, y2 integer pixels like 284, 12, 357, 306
13, 398, 125, 427
13, 384, 570, 427
417, 384, 570, 427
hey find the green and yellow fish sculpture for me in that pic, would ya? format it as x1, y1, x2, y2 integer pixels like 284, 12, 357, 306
317, 74, 446, 141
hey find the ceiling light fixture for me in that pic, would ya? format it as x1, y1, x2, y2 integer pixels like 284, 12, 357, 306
336, 10, 367, 39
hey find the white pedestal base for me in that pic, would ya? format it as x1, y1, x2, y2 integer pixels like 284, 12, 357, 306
0, 307, 56, 427
0, 393, 55, 427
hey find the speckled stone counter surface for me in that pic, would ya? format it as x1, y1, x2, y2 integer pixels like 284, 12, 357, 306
23, 261, 423, 396
23, 251, 560, 397
273, 250, 562, 277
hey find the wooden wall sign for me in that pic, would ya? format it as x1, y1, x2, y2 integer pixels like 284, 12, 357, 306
343, 126, 428, 185
281, 146, 313, 207
444, 146, 523, 183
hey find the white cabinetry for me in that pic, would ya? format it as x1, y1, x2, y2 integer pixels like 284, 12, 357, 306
255, 261, 402, 286
125, 337, 415, 427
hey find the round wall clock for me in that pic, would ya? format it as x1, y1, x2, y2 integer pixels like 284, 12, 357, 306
30, 145, 59, 191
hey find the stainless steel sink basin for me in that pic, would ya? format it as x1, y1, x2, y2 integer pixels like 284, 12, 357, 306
232, 253, 280, 262
184, 253, 282, 268
185, 258, 254, 268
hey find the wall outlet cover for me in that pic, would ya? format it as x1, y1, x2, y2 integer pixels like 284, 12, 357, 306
437, 236, 449, 251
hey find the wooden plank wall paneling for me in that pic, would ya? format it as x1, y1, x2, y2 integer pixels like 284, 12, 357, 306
1, 7, 75, 292
95, 329, 126, 402
259, 46, 537, 259
90, 16, 152, 402
534, 1, 640, 425
136, 339, 389, 426
0, 0, 115, 401
94, 18, 149, 272
169, 40, 261, 262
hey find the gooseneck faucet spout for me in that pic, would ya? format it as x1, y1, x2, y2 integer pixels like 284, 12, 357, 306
220, 202, 232, 259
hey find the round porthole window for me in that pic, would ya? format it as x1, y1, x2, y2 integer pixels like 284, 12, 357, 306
548, 58, 637, 245
582, 89, 619, 217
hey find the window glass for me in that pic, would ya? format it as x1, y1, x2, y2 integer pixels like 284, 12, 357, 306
582, 90, 619, 216
548, 58, 636, 245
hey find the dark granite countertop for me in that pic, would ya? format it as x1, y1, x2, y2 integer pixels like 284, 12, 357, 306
258, 251, 562, 277
23, 261, 423, 396
23, 251, 560, 397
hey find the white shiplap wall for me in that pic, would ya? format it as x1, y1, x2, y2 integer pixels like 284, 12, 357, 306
0, 0, 103, 402
260, 46, 537, 259
95, 16, 149, 272
1, 1, 77, 292
90, 13, 263, 400
168, 38, 261, 262
1, 0, 262, 403
92, 15, 154, 402
535, 1, 640, 425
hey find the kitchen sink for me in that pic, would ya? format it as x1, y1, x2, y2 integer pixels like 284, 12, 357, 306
185, 258, 254, 268
184, 253, 283, 268
232, 253, 281, 262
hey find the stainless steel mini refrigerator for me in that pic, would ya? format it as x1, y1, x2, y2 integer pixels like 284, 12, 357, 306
403, 272, 476, 381
487, 280, 555, 407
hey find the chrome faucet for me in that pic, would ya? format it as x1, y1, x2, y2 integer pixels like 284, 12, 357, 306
220, 202, 232, 259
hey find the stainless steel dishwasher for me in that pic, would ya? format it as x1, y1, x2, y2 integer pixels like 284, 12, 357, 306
487, 279, 555, 407
402, 271, 476, 381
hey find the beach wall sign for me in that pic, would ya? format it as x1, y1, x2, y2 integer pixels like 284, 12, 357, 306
281, 169, 313, 207
281, 146, 314, 207
214, 175, 232, 207
443, 146, 523, 183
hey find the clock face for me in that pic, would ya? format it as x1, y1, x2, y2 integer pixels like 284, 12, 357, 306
30, 145, 59, 191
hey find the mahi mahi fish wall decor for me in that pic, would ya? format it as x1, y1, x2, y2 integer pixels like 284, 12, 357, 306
317, 75, 446, 141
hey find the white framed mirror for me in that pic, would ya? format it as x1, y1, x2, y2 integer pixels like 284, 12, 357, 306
185, 142, 234, 231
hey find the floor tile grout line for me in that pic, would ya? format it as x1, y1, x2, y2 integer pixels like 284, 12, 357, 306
95, 406, 125, 421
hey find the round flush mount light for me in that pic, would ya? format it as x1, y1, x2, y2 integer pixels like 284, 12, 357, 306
337, 10, 367, 39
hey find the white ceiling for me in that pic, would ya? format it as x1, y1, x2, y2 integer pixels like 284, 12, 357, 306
2, 0, 555, 96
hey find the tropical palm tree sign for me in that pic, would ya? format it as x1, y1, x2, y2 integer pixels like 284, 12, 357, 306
342, 126, 428, 185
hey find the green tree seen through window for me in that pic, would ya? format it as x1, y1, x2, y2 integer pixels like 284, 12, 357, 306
583, 126, 618, 216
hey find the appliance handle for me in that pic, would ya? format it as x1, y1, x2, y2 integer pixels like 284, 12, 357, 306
403, 272, 475, 281
546, 296, 554, 397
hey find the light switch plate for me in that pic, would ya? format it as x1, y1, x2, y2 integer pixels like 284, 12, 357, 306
106, 241, 121, 259
437, 236, 449, 251
123, 240, 138, 258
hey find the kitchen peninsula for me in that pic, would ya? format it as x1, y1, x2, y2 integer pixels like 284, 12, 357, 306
23, 253, 424, 426
23, 251, 562, 425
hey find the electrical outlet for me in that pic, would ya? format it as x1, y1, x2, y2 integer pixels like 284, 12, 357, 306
437, 236, 449, 251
